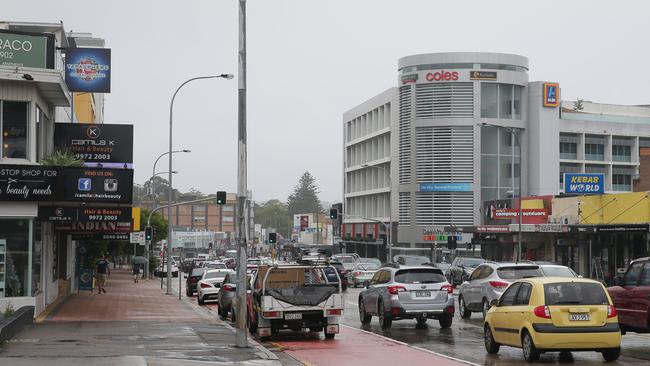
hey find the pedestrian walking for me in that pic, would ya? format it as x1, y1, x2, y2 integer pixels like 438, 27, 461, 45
95, 255, 111, 294
132, 262, 141, 283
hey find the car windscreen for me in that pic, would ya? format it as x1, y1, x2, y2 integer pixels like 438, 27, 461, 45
204, 272, 228, 279
334, 256, 356, 264
541, 266, 576, 277
191, 268, 206, 276
544, 282, 609, 305
464, 258, 484, 267
497, 266, 543, 279
360, 258, 381, 266
358, 263, 379, 271
395, 268, 446, 284
402, 256, 430, 266
207, 263, 227, 269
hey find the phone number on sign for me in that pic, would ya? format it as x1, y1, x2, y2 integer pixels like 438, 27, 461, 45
87, 215, 119, 221
74, 153, 112, 160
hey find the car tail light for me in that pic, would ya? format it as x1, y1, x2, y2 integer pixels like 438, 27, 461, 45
354, 271, 361, 276
326, 308, 343, 316
441, 284, 453, 294
488, 281, 509, 289
388, 285, 406, 295
262, 311, 281, 318
534, 305, 552, 319
222, 284, 236, 292
200, 283, 212, 289
391, 307, 402, 316
446, 306, 455, 314
607, 305, 617, 318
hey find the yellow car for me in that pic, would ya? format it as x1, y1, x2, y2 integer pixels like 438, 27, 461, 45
483, 277, 621, 362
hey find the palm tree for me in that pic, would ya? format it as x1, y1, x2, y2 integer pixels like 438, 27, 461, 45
40, 150, 85, 167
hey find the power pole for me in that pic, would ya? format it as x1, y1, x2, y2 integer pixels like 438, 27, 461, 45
235, 0, 248, 348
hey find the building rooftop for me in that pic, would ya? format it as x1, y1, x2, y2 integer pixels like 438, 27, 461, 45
561, 100, 650, 125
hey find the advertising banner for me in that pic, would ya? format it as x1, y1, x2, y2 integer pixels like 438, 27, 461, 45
65, 47, 111, 93
419, 182, 473, 192
54, 123, 133, 164
60, 167, 133, 203
469, 71, 497, 80
543, 82, 560, 107
38, 206, 78, 222
55, 221, 132, 233
38, 206, 132, 223
564, 173, 604, 194
300, 215, 309, 231
0, 165, 58, 201
0, 30, 54, 69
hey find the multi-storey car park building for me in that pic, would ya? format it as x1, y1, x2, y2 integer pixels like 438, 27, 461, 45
342, 52, 650, 261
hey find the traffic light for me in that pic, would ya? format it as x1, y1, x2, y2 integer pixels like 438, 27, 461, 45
329, 208, 338, 219
447, 235, 457, 250
216, 191, 226, 205
268, 232, 277, 244
145, 226, 153, 241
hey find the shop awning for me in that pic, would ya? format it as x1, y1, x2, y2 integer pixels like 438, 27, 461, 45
0, 66, 71, 107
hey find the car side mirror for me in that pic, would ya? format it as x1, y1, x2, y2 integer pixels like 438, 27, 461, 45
490, 299, 499, 307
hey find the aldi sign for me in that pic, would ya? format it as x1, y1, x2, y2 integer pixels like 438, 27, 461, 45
564, 173, 604, 194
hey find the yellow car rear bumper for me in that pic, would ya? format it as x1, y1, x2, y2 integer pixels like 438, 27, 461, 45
531, 324, 621, 350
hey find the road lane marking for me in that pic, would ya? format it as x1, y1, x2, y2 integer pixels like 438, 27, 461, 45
340, 324, 480, 366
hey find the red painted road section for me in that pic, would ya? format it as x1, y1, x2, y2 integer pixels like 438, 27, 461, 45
273, 325, 467, 366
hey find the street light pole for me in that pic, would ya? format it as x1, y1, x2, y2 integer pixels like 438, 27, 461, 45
235, 0, 249, 348
167, 74, 233, 295
144, 170, 177, 280
360, 163, 392, 262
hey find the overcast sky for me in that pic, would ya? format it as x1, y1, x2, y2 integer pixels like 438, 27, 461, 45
4, 1, 650, 203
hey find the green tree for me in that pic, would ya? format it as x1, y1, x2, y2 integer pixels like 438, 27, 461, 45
40, 149, 84, 167
573, 98, 584, 111
287, 171, 322, 217
255, 199, 293, 237
141, 208, 168, 273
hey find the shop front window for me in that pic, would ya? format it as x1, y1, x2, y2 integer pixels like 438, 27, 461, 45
0, 219, 32, 298
1, 101, 29, 159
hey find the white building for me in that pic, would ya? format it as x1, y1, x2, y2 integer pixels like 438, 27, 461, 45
342, 52, 650, 253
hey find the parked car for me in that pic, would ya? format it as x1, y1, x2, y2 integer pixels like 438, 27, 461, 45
185, 267, 206, 296
358, 266, 454, 329
392, 255, 430, 266
331, 254, 360, 271
197, 269, 233, 305
155, 260, 179, 278
204, 261, 228, 270
230, 274, 254, 323
484, 277, 621, 362
608, 257, 650, 334
434, 262, 451, 273
347, 262, 380, 287
329, 260, 349, 291
447, 257, 485, 286
217, 272, 249, 319
459, 262, 543, 318
538, 264, 579, 278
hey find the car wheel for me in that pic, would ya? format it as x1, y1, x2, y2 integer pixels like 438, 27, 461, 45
459, 296, 471, 319
438, 315, 452, 329
601, 348, 620, 362
482, 299, 490, 318
378, 301, 392, 329
484, 324, 500, 354
522, 331, 540, 362
198, 296, 205, 305
359, 299, 372, 325
186, 289, 191, 297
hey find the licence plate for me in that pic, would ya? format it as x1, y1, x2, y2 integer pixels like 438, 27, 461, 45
285, 313, 302, 320
415, 291, 431, 297
569, 313, 590, 321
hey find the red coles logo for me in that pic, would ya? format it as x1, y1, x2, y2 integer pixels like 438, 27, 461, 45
425, 70, 459, 82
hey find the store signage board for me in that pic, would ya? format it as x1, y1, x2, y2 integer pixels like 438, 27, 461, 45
469, 71, 497, 80
38, 206, 78, 222
72, 233, 129, 241
38, 206, 132, 223
65, 47, 111, 93
130, 231, 144, 244
55, 221, 132, 233
563, 173, 604, 194
54, 123, 133, 164
420, 182, 473, 192
0, 165, 59, 201
60, 167, 133, 203
0, 30, 54, 69
543, 82, 560, 107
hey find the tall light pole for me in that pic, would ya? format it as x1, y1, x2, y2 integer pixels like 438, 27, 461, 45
167, 74, 233, 295
360, 163, 392, 261
144, 170, 177, 280
481, 123, 522, 262
235, 0, 249, 348
151, 150, 190, 195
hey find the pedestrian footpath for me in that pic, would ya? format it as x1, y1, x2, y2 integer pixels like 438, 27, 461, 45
0, 269, 281, 366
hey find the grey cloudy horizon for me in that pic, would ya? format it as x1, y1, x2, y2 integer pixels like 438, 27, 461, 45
4, 0, 650, 204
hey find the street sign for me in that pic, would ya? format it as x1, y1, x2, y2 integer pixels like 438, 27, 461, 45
130, 231, 145, 244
